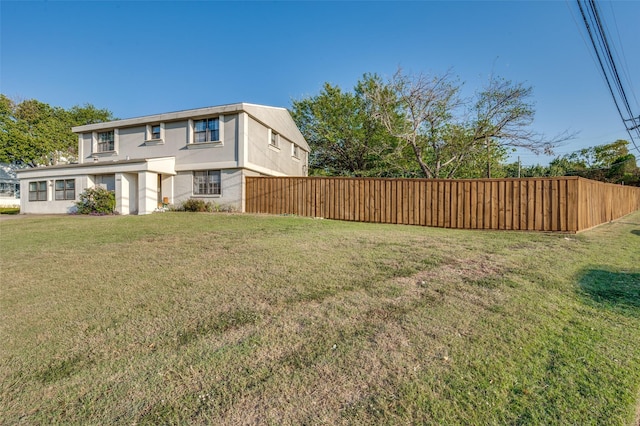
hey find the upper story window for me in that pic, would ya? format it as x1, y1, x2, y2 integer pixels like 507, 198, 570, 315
292, 144, 300, 158
151, 125, 161, 140
55, 179, 75, 200
194, 118, 219, 143
29, 181, 47, 201
97, 131, 115, 152
144, 123, 164, 145
270, 130, 279, 148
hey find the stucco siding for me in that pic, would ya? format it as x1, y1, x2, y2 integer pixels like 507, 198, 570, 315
80, 134, 92, 162
247, 117, 269, 166
116, 172, 138, 215
19, 174, 93, 214
79, 115, 239, 169
173, 169, 244, 211
246, 117, 307, 176
118, 126, 146, 152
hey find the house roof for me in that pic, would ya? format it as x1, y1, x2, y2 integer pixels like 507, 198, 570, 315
72, 103, 310, 152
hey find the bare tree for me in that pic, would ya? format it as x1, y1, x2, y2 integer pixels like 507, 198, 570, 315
367, 69, 464, 178
471, 76, 573, 177
367, 69, 572, 178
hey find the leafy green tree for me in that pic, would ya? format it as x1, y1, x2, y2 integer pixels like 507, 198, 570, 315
503, 162, 556, 178
291, 76, 402, 177
564, 139, 631, 169
549, 140, 639, 184
0, 95, 114, 167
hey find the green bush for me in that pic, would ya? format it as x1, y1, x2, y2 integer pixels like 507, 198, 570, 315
178, 199, 237, 213
0, 207, 20, 215
181, 198, 213, 212
75, 187, 116, 215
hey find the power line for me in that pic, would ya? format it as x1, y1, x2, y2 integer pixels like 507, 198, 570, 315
575, 0, 640, 153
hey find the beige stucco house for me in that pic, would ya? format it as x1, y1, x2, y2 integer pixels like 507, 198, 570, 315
17, 103, 309, 215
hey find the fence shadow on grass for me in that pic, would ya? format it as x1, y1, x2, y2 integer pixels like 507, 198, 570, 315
578, 268, 640, 317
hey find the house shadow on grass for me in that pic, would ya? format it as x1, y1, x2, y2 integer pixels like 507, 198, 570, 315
578, 268, 640, 317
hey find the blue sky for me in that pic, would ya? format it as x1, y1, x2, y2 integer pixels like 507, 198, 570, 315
1, 0, 639, 165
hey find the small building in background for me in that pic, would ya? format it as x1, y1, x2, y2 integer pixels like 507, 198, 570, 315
0, 163, 20, 207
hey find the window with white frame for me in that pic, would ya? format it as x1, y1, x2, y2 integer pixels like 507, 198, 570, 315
28, 181, 47, 201
193, 170, 221, 195
55, 179, 75, 200
194, 118, 220, 143
151, 124, 161, 140
272, 132, 279, 148
270, 130, 279, 148
97, 130, 115, 152
144, 123, 164, 144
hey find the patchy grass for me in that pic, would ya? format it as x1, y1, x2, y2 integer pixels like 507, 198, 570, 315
1, 211, 639, 425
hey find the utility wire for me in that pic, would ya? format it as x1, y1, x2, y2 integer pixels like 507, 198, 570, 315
605, 1, 640, 110
576, 0, 640, 153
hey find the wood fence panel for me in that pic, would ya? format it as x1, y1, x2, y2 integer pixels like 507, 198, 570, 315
510, 181, 518, 230
541, 180, 548, 231
451, 181, 457, 228
245, 176, 640, 232
501, 181, 508, 230
457, 180, 464, 229
401, 180, 409, 225
482, 181, 490, 229
519, 180, 527, 230
469, 181, 477, 229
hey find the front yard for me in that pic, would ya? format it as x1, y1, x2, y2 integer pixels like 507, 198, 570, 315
1, 211, 639, 424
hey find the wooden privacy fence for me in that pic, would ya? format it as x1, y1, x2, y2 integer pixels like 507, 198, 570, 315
245, 176, 640, 232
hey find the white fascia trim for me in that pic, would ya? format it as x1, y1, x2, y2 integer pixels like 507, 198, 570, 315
73, 104, 249, 133
174, 161, 239, 172
241, 162, 289, 177
17, 157, 177, 178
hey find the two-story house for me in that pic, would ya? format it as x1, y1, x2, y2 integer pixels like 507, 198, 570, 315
17, 103, 309, 215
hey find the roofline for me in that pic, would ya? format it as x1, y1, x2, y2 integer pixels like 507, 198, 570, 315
15, 157, 175, 174
72, 102, 291, 133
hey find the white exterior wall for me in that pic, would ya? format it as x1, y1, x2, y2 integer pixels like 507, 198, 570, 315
115, 172, 138, 215
19, 174, 94, 214
0, 196, 20, 207
161, 174, 173, 205
173, 169, 244, 211
79, 115, 239, 168
246, 117, 307, 176
138, 172, 158, 215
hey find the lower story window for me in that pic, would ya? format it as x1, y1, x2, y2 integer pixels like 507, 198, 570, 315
193, 170, 221, 195
55, 179, 75, 200
29, 181, 47, 201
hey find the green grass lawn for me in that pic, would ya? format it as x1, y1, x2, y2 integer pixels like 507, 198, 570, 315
1, 211, 639, 425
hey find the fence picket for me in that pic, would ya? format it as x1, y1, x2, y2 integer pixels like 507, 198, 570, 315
245, 176, 640, 232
